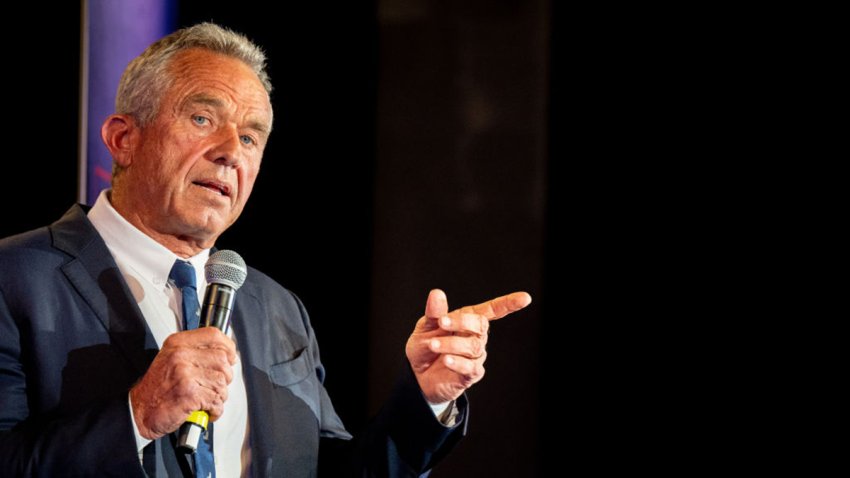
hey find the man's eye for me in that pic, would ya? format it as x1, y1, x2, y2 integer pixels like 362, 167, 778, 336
240, 135, 255, 145
192, 115, 208, 125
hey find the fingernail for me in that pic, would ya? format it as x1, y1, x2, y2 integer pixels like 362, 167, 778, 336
441, 316, 451, 328
430, 339, 441, 350
445, 356, 454, 365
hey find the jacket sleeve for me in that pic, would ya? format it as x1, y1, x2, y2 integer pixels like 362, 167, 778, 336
348, 363, 469, 477
294, 293, 468, 477
0, 287, 144, 478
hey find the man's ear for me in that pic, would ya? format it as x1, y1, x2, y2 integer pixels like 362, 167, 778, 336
101, 114, 139, 168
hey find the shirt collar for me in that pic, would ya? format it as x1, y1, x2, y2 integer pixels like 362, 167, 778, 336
87, 190, 210, 287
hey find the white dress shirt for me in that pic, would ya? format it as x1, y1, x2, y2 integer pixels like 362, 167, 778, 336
88, 190, 249, 477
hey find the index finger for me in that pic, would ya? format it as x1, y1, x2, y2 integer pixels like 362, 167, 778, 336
460, 292, 532, 321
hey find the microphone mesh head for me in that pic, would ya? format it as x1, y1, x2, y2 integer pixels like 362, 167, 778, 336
205, 250, 247, 289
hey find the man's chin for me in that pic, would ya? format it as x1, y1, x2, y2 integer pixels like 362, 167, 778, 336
174, 213, 231, 245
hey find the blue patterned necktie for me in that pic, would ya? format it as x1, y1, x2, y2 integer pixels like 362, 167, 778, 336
169, 260, 216, 478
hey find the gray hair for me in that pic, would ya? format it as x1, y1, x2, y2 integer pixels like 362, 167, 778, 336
115, 22, 272, 127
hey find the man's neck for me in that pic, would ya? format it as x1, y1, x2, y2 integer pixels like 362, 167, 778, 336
107, 191, 212, 258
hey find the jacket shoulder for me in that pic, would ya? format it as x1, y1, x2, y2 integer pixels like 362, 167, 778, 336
0, 204, 98, 289
0, 225, 52, 251
241, 266, 305, 310
0, 226, 59, 274
0, 204, 91, 268
239, 266, 315, 331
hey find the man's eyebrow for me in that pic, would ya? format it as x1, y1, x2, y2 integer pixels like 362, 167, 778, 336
184, 94, 225, 109
247, 119, 270, 135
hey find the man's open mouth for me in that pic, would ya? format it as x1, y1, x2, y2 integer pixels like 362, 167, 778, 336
193, 180, 231, 197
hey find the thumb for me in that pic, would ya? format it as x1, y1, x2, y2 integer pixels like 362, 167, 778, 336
425, 289, 448, 319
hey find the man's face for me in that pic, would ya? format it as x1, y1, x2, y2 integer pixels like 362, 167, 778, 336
117, 48, 272, 246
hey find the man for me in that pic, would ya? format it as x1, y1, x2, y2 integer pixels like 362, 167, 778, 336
0, 23, 530, 477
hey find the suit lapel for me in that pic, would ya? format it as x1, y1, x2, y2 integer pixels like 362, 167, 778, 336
51, 205, 157, 376
51, 205, 180, 476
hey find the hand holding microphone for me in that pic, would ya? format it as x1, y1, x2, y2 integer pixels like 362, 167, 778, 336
129, 250, 247, 447
176, 250, 247, 452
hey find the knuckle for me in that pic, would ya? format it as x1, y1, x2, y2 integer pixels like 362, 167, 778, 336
176, 380, 197, 399
212, 349, 228, 364
462, 360, 474, 375
470, 337, 484, 358
465, 365, 485, 386
214, 365, 233, 383
173, 362, 191, 379
171, 348, 192, 364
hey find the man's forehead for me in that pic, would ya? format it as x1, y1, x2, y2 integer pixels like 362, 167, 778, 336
164, 49, 273, 127
169, 50, 267, 96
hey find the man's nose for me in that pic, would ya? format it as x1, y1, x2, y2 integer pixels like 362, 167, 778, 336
208, 126, 241, 167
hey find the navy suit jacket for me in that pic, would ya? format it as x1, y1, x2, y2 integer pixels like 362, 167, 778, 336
0, 205, 466, 477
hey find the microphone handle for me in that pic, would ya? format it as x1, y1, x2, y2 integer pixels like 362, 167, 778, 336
176, 284, 236, 453
203, 284, 236, 332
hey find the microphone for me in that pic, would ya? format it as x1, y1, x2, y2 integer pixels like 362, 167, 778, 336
176, 250, 248, 453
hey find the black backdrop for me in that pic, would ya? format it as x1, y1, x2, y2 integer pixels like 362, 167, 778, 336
4, 2, 556, 476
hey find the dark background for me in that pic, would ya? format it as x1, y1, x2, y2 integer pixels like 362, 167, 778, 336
6, 1, 555, 476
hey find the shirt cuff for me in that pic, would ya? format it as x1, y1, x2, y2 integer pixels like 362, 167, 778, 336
429, 400, 459, 427
128, 393, 152, 461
